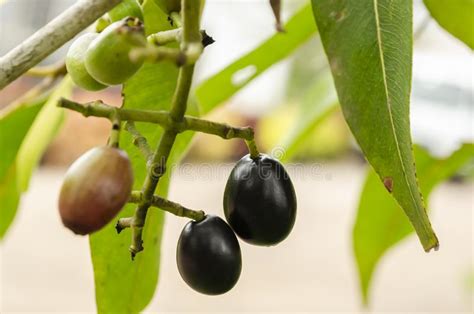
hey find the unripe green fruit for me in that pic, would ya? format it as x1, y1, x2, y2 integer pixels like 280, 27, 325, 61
85, 18, 145, 85
58, 146, 134, 235
66, 33, 107, 91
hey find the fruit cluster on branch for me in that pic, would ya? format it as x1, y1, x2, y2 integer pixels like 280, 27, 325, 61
57, 0, 295, 296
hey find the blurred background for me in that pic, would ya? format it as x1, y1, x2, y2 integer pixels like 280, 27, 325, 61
0, 0, 472, 313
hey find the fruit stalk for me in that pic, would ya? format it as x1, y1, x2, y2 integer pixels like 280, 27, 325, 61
147, 29, 213, 47
125, 121, 153, 162
58, 98, 255, 141
129, 0, 203, 258
0, 0, 123, 90
130, 46, 198, 66
117, 191, 204, 230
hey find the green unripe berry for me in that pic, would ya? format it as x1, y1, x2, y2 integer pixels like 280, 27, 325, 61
85, 18, 145, 86
66, 33, 107, 91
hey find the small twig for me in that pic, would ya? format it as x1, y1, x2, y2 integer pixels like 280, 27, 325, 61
147, 29, 214, 47
116, 191, 205, 260
246, 139, 260, 159
58, 98, 255, 141
169, 12, 183, 28
26, 62, 67, 78
125, 121, 153, 162
130, 46, 188, 66
130, 42, 202, 66
127, 191, 205, 221
115, 217, 133, 234
107, 109, 121, 148
147, 29, 182, 45
0, 0, 123, 90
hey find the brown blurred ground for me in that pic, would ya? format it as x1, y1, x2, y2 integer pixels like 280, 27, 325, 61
0, 162, 472, 313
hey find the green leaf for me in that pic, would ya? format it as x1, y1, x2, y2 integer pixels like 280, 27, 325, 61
108, 0, 143, 22
0, 97, 45, 239
0, 79, 71, 239
0, 165, 20, 239
152, 0, 180, 14
312, 0, 439, 251
423, 0, 474, 49
16, 77, 73, 191
354, 144, 474, 305
278, 70, 338, 162
89, 1, 197, 313
195, 3, 317, 114
0, 98, 45, 180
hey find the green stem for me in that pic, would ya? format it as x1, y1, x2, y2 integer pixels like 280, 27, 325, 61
128, 0, 203, 259
26, 62, 67, 78
125, 121, 153, 161
169, 12, 182, 28
107, 110, 121, 148
147, 28, 181, 45
130, 46, 189, 66
147, 29, 213, 47
128, 191, 205, 220
58, 98, 254, 141
246, 139, 260, 159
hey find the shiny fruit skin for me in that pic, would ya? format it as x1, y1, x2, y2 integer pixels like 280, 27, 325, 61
58, 146, 133, 235
66, 33, 107, 91
223, 154, 297, 246
85, 19, 145, 85
176, 215, 242, 295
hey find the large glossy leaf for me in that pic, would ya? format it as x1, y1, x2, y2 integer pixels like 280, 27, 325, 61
195, 3, 317, 114
423, 0, 474, 49
0, 98, 45, 239
0, 78, 72, 239
89, 1, 197, 312
354, 144, 474, 305
278, 70, 338, 162
312, 0, 439, 251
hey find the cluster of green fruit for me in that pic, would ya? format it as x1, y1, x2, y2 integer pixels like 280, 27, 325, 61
59, 145, 296, 295
66, 17, 145, 91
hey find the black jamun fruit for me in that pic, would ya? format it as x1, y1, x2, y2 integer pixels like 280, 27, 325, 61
176, 215, 242, 295
223, 154, 297, 246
